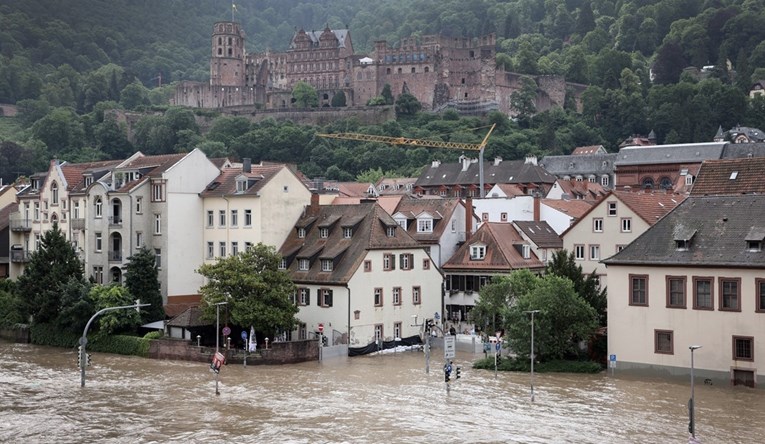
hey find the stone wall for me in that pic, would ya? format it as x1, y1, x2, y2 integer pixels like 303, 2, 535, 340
0, 325, 30, 343
148, 338, 319, 365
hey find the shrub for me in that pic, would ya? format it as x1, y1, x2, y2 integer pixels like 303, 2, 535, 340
472, 356, 602, 374
143, 330, 163, 340
30, 323, 152, 357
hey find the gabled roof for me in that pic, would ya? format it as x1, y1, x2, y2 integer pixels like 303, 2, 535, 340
415, 158, 556, 188
375, 177, 417, 195
60, 160, 122, 192
721, 142, 765, 159
166, 306, 210, 327
200, 162, 303, 197
612, 190, 685, 224
541, 198, 594, 219
279, 202, 421, 285
291, 28, 350, 49
392, 196, 462, 243
0, 202, 19, 231
691, 157, 765, 196
442, 222, 544, 272
614, 142, 725, 166
571, 145, 606, 155
538, 152, 616, 176
556, 180, 608, 201
603, 195, 765, 268
513, 220, 562, 249
330, 195, 402, 215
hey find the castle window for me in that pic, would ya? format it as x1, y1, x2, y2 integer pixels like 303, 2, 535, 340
424, 66, 429, 73
386, 68, 391, 75
461, 78, 466, 84
411, 67, 416, 73
218, 48, 222, 55
228, 48, 232, 56
398, 68, 402, 74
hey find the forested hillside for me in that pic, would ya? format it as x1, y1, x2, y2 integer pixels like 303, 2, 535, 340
2, 0, 765, 184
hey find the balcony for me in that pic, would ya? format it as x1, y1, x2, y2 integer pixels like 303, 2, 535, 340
109, 215, 122, 226
108, 251, 123, 262
71, 218, 86, 230
11, 250, 30, 263
10, 215, 32, 232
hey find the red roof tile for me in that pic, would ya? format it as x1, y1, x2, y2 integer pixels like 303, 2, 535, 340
690, 157, 765, 196
443, 222, 544, 272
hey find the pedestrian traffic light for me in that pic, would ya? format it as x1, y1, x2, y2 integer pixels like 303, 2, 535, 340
456, 367, 461, 379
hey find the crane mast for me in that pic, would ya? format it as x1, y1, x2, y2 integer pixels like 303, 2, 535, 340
316, 124, 496, 197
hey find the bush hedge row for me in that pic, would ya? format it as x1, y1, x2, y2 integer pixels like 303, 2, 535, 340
472, 356, 603, 374
30, 323, 152, 357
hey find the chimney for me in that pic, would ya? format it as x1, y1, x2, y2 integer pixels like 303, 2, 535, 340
465, 196, 473, 242
431, 160, 441, 168
533, 192, 540, 222
494, 156, 503, 166
525, 155, 538, 165
460, 155, 471, 172
243, 158, 252, 173
309, 192, 320, 216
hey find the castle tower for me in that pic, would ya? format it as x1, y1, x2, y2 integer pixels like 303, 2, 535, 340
210, 22, 246, 87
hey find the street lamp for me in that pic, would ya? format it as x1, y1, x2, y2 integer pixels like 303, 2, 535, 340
524, 310, 540, 402
689, 345, 702, 440
214, 301, 228, 396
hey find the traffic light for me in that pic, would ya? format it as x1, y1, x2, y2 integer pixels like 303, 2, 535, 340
77, 346, 82, 367
444, 371, 450, 383
86, 353, 92, 367
456, 367, 461, 379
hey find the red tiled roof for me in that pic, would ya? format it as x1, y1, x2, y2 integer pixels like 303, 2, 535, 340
60, 160, 122, 191
613, 190, 685, 224
200, 163, 290, 197
557, 180, 608, 201
164, 294, 202, 318
541, 199, 594, 218
690, 157, 765, 196
571, 145, 605, 155
392, 196, 461, 243
443, 222, 544, 272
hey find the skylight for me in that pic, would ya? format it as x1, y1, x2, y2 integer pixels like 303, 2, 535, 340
730, 172, 738, 180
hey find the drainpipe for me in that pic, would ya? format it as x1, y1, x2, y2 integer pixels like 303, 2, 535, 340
346, 284, 351, 350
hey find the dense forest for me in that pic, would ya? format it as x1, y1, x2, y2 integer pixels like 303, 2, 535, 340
2, 0, 765, 184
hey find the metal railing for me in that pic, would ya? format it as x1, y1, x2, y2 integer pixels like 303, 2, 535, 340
11, 250, 30, 262
108, 215, 122, 225
108, 251, 122, 262
10, 218, 32, 232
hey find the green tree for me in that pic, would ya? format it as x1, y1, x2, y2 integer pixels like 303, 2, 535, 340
120, 80, 151, 110
94, 114, 133, 159
30, 107, 86, 155
197, 243, 298, 338
55, 277, 94, 334
545, 250, 607, 326
124, 247, 164, 323
356, 167, 384, 184
0, 280, 23, 327
331, 90, 347, 107
505, 274, 598, 361
510, 76, 537, 126
395, 93, 422, 116
90, 284, 142, 335
381, 84, 395, 105
292, 81, 318, 108
17, 222, 85, 324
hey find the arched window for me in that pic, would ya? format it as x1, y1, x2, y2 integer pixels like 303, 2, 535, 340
95, 197, 103, 217
642, 177, 654, 189
659, 177, 673, 190
51, 181, 59, 205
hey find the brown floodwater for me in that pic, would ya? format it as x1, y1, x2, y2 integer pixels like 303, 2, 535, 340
1, 341, 763, 443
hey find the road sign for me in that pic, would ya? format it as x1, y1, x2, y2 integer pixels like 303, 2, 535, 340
609, 360, 616, 369
495, 342, 501, 352
444, 335, 456, 359
318, 323, 324, 333
222, 326, 231, 336
241, 330, 248, 340
434, 312, 440, 321
610, 354, 616, 362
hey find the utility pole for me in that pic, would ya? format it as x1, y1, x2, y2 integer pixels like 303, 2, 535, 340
524, 309, 540, 402
80, 300, 150, 387
214, 301, 228, 396
689, 345, 702, 441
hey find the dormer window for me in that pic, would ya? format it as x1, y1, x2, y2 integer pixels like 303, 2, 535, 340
674, 227, 696, 251
319, 227, 329, 238
236, 179, 248, 193
31, 179, 39, 191
343, 227, 352, 238
298, 259, 310, 271
298, 227, 306, 238
279, 259, 287, 270
417, 217, 433, 233
321, 259, 333, 271
387, 226, 396, 237
470, 244, 486, 260
84, 176, 93, 187
745, 228, 765, 252
522, 244, 531, 259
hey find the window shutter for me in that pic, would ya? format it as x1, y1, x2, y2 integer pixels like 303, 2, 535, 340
306, 289, 310, 306
391, 254, 396, 270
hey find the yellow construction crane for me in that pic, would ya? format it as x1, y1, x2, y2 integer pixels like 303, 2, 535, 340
316, 123, 496, 197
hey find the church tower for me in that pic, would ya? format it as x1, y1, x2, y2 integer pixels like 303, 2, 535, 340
210, 22, 246, 87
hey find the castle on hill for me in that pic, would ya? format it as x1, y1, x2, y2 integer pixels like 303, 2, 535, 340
172, 21, 585, 115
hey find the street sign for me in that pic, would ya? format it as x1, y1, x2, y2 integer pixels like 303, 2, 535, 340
444, 335, 456, 359
609, 360, 616, 368
318, 323, 324, 333
610, 354, 616, 362
495, 342, 501, 352
222, 326, 231, 336
434, 312, 440, 320
241, 330, 248, 340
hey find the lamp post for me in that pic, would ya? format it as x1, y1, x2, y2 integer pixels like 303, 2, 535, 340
214, 301, 228, 396
689, 345, 702, 440
524, 310, 540, 402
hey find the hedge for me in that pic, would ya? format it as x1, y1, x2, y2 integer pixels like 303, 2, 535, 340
30, 323, 152, 357
472, 356, 602, 374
